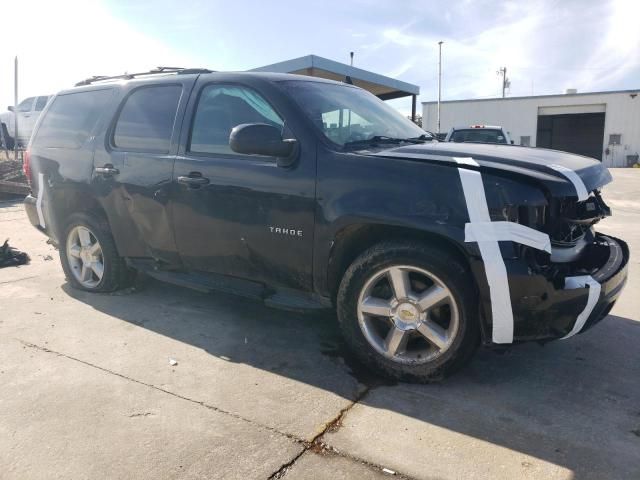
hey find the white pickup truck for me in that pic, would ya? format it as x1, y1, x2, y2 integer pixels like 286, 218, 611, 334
445, 125, 513, 145
0, 95, 51, 148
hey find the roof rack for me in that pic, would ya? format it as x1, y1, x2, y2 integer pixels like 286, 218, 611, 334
75, 66, 214, 86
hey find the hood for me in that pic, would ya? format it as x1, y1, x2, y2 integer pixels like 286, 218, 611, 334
370, 142, 612, 199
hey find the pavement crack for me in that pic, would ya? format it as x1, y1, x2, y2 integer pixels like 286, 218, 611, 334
267, 448, 308, 479
266, 385, 372, 479
127, 412, 155, 418
0, 275, 40, 285
15, 339, 300, 444
17, 339, 417, 480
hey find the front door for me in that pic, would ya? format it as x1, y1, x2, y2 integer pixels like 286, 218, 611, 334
15, 97, 36, 143
171, 82, 316, 291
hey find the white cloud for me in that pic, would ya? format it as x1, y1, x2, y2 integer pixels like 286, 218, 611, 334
369, 0, 640, 104
575, 0, 640, 90
0, 0, 199, 108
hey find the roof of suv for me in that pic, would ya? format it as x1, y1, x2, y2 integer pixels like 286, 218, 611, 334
63, 71, 351, 95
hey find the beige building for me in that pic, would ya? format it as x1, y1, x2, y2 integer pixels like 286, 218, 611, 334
423, 89, 640, 167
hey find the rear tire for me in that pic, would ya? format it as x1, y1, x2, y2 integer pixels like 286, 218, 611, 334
60, 212, 133, 292
337, 240, 479, 382
1, 123, 14, 150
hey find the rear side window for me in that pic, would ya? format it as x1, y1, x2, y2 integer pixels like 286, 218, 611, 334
33, 89, 112, 149
113, 85, 182, 153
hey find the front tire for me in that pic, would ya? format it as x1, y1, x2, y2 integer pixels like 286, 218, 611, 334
337, 240, 479, 382
60, 212, 133, 292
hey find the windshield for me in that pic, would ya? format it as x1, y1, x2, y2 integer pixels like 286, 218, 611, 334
450, 129, 507, 144
279, 80, 429, 148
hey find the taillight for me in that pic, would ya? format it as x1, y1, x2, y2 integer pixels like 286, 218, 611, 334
23, 149, 31, 186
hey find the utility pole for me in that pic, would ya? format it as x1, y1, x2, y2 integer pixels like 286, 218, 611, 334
14, 56, 18, 161
497, 66, 510, 98
437, 41, 443, 134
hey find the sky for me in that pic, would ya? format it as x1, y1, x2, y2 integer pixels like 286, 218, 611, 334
1, 0, 639, 115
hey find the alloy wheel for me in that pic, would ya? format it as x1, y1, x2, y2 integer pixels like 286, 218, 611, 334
66, 225, 105, 288
357, 265, 460, 364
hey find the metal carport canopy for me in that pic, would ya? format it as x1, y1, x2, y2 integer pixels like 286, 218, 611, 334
251, 54, 420, 118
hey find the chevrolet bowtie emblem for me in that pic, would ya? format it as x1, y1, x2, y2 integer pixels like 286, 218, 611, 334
400, 309, 415, 320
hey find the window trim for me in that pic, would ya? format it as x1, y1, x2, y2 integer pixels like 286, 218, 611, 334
186, 81, 287, 161
109, 83, 183, 154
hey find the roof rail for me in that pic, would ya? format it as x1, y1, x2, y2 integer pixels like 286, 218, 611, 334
74, 66, 214, 86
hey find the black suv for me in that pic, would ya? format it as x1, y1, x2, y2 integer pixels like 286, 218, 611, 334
23, 69, 628, 381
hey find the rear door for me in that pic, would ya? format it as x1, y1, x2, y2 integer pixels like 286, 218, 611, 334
170, 80, 316, 291
94, 76, 196, 262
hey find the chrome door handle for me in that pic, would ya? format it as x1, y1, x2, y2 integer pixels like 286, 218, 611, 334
177, 175, 210, 186
94, 166, 120, 175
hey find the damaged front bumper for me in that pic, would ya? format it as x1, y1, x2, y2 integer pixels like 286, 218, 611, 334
498, 233, 628, 342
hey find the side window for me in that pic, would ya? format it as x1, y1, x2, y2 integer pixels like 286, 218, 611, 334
189, 84, 283, 155
321, 109, 372, 144
113, 85, 182, 152
35, 96, 49, 111
17, 97, 34, 112
33, 89, 113, 149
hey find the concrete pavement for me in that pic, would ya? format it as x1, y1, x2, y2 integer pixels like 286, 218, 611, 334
0, 169, 638, 479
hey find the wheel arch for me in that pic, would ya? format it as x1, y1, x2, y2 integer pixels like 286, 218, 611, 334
326, 223, 473, 302
49, 186, 109, 244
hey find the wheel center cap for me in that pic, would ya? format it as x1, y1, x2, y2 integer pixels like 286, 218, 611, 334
393, 302, 420, 331
81, 248, 91, 263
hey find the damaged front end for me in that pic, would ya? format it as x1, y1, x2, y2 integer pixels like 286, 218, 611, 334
477, 176, 629, 343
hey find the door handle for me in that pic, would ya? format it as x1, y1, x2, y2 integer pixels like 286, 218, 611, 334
94, 165, 120, 176
177, 173, 210, 186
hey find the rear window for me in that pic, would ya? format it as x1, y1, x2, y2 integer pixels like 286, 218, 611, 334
33, 89, 112, 149
113, 85, 182, 153
451, 129, 507, 144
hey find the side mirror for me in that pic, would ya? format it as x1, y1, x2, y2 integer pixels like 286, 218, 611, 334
229, 123, 297, 166
7, 106, 14, 112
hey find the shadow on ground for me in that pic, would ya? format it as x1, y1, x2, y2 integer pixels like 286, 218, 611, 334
63, 276, 640, 480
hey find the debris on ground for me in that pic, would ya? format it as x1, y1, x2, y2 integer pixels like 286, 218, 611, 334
0, 159, 25, 182
382, 467, 396, 475
0, 157, 29, 196
0, 239, 30, 268
168, 357, 178, 366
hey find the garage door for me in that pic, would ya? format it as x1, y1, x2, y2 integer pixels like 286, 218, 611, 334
536, 112, 605, 160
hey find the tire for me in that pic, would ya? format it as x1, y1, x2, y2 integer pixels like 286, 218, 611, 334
59, 212, 133, 292
337, 240, 479, 382
1, 123, 14, 150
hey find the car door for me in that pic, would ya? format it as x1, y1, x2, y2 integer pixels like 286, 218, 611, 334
95, 77, 196, 263
171, 80, 316, 291
15, 97, 36, 142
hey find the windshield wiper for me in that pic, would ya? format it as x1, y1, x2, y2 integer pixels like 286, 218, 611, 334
343, 135, 428, 150
407, 134, 434, 143
343, 136, 404, 149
